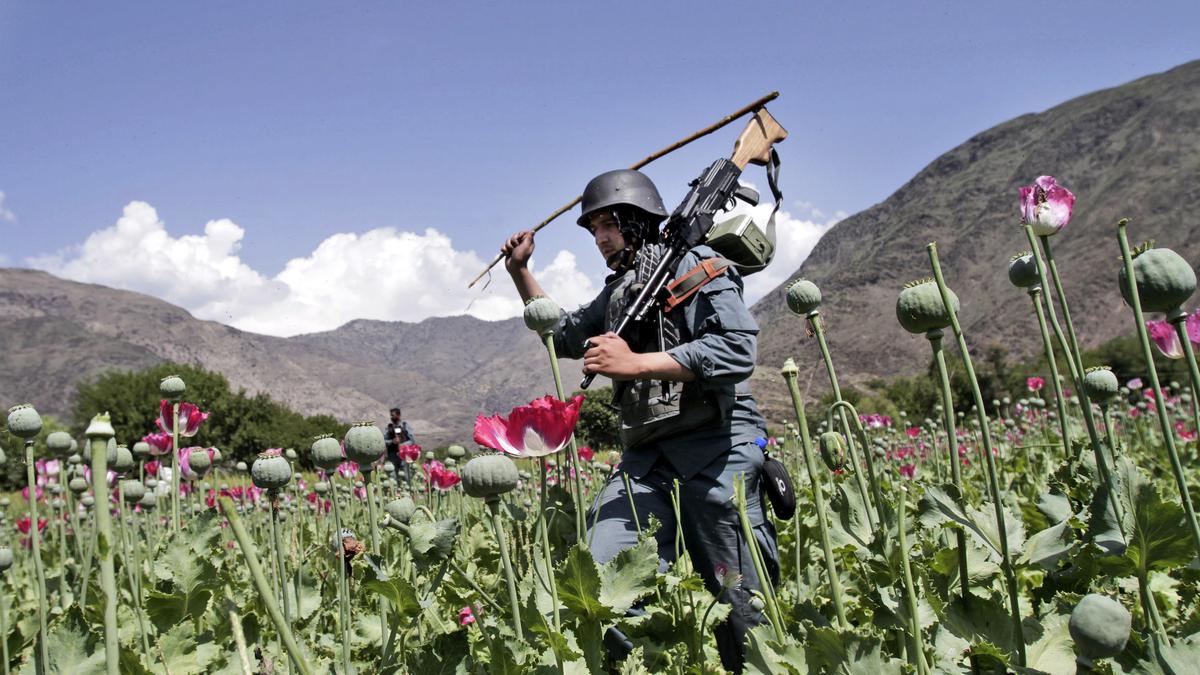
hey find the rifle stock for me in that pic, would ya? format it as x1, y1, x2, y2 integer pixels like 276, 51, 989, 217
731, 108, 788, 170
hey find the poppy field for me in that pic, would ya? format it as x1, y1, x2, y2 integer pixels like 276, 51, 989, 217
2, 176, 1200, 674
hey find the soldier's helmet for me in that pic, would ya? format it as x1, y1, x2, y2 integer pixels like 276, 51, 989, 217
577, 170, 668, 245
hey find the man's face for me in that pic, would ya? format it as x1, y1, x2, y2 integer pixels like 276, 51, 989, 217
586, 212, 626, 263
390, 411, 401, 424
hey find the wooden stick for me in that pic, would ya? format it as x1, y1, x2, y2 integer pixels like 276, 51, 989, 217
467, 91, 780, 288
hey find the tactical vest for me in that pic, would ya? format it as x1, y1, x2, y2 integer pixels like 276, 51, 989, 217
606, 244, 725, 449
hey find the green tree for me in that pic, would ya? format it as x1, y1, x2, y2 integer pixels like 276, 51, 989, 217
571, 387, 620, 453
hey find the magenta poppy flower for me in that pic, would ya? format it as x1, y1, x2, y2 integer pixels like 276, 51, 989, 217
35, 459, 61, 478
144, 460, 160, 476
17, 517, 49, 534
142, 432, 172, 455
577, 446, 595, 462
899, 464, 917, 479
459, 606, 476, 626
422, 461, 462, 491
905, 427, 921, 439
1019, 175, 1076, 236
1146, 319, 1185, 359
1026, 376, 1045, 392
473, 395, 584, 458
157, 400, 210, 438
1127, 377, 1143, 389
21, 485, 44, 503
336, 461, 359, 480
397, 444, 422, 463
179, 447, 215, 480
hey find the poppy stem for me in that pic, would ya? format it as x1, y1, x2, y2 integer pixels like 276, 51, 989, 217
781, 362, 847, 628
327, 475, 354, 675
485, 498, 524, 641
732, 475, 784, 642
828, 400, 888, 533
23, 439, 50, 675
927, 242, 1026, 667
171, 402, 181, 533
218, 496, 314, 675
926, 329, 971, 601
896, 487, 930, 675
542, 333, 586, 543
88, 435, 121, 675
1116, 221, 1200, 560
1026, 288, 1075, 458
1171, 317, 1200, 450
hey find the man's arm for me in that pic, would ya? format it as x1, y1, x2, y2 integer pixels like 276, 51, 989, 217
582, 332, 697, 382
501, 231, 547, 303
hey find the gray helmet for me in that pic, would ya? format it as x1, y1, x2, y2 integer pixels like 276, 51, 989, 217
577, 170, 668, 228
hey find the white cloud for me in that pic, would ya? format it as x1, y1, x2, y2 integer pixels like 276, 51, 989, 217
29, 201, 600, 337
0, 191, 15, 222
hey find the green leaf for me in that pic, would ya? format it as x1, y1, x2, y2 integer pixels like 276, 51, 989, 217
920, 484, 1023, 560
556, 545, 615, 622
1018, 518, 1073, 570
405, 629, 469, 675
362, 577, 422, 624
156, 623, 220, 675
744, 624, 808, 674
42, 612, 105, 675
1021, 612, 1076, 675
1126, 480, 1193, 576
829, 476, 874, 550
941, 594, 1018, 659
599, 534, 658, 616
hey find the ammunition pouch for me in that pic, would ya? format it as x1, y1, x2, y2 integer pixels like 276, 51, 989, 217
618, 380, 721, 450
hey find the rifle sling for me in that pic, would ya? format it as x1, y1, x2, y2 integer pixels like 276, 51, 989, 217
663, 257, 733, 313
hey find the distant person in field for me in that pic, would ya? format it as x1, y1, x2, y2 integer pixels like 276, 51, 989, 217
500, 169, 776, 673
384, 407, 416, 477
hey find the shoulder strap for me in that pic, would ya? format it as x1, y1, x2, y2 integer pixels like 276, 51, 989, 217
663, 257, 732, 312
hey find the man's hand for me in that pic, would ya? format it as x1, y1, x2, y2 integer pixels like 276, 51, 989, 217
501, 230, 535, 276
583, 332, 698, 383
582, 332, 642, 381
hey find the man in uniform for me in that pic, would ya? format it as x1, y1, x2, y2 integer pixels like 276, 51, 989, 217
500, 169, 778, 672
384, 406, 416, 477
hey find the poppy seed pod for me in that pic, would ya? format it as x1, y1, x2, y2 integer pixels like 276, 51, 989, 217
447, 445, 466, 459
896, 279, 960, 334
68, 476, 88, 494
139, 491, 157, 510
818, 432, 848, 472
461, 454, 520, 501
311, 435, 344, 471
113, 445, 135, 475
780, 358, 799, 377
132, 441, 151, 457
85, 413, 115, 440
1082, 367, 1120, 404
523, 296, 562, 335
251, 449, 292, 491
1118, 244, 1196, 313
80, 495, 95, 508
1069, 594, 1131, 667
46, 431, 73, 454
284, 448, 298, 461
6, 404, 43, 439
159, 375, 186, 401
235, 461, 248, 472
188, 448, 212, 476
1007, 252, 1041, 289
344, 422, 386, 467
121, 480, 146, 504
785, 279, 822, 315
0, 546, 12, 572
105, 438, 117, 465
385, 496, 417, 526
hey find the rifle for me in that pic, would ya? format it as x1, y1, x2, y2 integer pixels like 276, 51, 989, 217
579, 108, 788, 390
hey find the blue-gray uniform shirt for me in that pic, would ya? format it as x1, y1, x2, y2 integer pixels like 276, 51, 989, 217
552, 245, 767, 481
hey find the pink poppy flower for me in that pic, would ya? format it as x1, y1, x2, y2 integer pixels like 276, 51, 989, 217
179, 447, 215, 480
144, 460, 160, 476
337, 461, 359, 479
17, 517, 48, 534
1147, 319, 1185, 359
899, 464, 916, 479
577, 446, 596, 462
1127, 378, 1143, 390
1019, 175, 1075, 236
905, 427, 921, 439
157, 400, 210, 438
35, 459, 61, 478
423, 461, 462, 492
142, 432, 173, 455
397, 444, 422, 463
473, 395, 584, 458
1026, 376, 1045, 392
459, 606, 476, 626
21, 485, 44, 502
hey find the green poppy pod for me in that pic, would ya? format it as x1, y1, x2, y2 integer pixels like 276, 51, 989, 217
461, 454, 520, 501
68, 476, 88, 494
444, 457, 457, 467
139, 491, 157, 511
80, 495, 95, 508
159, 375, 186, 401
1069, 594, 1131, 666
6, 404, 43, 439
310, 434, 344, 471
896, 279, 960, 334
785, 279, 822, 315
1082, 367, 1120, 404
344, 422, 386, 466
121, 480, 146, 504
284, 448, 298, 461
447, 445, 466, 459
385, 496, 417, 526
132, 441, 151, 457
780, 358, 799, 378
145, 478, 158, 489
1007, 252, 1041, 289
188, 448, 212, 476
251, 449, 292, 491
67, 453, 82, 465
1118, 245, 1196, 313
0, 547, 12, 572
818, 432, 848, 472
235, 461, 248, 472
314, 481, 329, 494
113, 444, 135, 475
46, 431, 73, 454
523, 296, 562, 335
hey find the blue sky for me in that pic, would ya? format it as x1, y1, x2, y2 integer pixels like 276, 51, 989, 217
1, 2, 1197, 335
